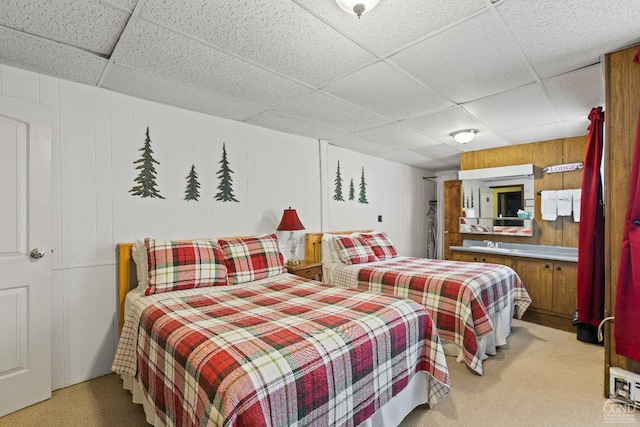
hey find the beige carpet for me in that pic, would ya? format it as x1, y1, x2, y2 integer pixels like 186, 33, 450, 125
0, 319, 630, 426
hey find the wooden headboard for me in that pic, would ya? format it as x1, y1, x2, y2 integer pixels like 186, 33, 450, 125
305, 230, 374, 263
117, 242, 136, 334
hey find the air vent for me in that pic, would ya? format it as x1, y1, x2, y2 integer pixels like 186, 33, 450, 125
610, 367, 640, 407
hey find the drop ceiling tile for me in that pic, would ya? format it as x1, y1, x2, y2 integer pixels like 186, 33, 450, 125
102, 64, 266, 121
391, 11, 534, 103
562, 118, 590, 138
0, 0, 130, 55
246, 111, 347, 140
0, 27, 108, 85
406, 107, 511, 152
355, 123, 440, 150
273, 91, 392, 132
323, 61, 454, 120
498, 122, 570, 145
328, 134, 397, 156
115, 19, 312, 108
497, 0, 640, 79
139, 0, 376, 87
108, 0, 138, 11
298, 0, 485, 56
404, 107, 484, 142
462, 83, 558, 132
377, 150, 435, 167
544, 64, 604, 121
419, 155, 461, 171
410, 143, 462, 160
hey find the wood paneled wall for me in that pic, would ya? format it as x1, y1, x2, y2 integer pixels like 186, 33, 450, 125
460, 135, 587, 247
604, 45, 640, 391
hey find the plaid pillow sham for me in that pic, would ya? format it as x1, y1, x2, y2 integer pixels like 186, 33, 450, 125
359, 232, 398, 260
219, 234, 285, 285
144, 238, 227, 295
333, 236, 379, 265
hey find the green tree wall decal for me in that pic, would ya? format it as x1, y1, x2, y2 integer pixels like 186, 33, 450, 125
358, 166, 368, 204
185, 164, 200, 201
215, 143, 239, 202
130, 127, 165, 199
333, 160, 344, 201
348, 178, 355, 201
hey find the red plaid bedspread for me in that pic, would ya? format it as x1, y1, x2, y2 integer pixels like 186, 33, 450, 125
338, 257, 531, 375
113, 275, 450, 426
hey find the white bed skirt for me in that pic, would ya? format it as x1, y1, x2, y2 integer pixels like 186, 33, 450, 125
324, 261, 517, 373
441, 301, 515, 365
120, 370, 430, 427
121, 281, 434, 426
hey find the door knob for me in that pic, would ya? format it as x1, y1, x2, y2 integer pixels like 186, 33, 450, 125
30, 248, 45, 259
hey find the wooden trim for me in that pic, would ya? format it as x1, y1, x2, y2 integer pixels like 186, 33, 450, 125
304, 230, 374, 263
117, 243, 134, 335
305, 233, 323, 263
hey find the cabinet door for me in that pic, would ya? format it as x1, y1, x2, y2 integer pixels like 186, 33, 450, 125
451, 252, 511, 266
452, 252, 480, 262
475, 254, 511, 266
512, 258, 553, 311
551, 261, 577, 317
444, 180, 462, 260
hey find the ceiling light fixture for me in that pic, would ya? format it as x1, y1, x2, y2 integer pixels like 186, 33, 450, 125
335, 0, 381, 18
450, 129, 478, 144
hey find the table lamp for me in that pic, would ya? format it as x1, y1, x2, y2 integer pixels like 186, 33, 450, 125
276, 207, 305, 267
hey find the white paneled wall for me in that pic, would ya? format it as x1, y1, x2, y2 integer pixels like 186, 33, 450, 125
0, 64, 431, 391
326, 145, 431, 257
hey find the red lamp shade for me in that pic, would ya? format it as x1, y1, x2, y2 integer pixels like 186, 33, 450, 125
276, 207, 305, 231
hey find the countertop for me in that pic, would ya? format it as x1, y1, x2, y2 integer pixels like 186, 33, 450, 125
450, 240, 578, 263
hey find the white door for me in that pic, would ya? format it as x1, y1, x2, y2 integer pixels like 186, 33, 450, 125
0, 95, 51, 416
479, 187, 494, 229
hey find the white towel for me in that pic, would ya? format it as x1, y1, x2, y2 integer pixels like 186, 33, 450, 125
541, 190, 558, 221
557, 190, 573, 216
572, 189, 582, 222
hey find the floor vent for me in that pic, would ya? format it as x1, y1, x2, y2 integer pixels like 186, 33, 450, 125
610, 367, 640, 407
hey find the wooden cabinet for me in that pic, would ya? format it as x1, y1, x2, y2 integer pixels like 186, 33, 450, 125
452, 250, 577, 332
286, 261, 323, 281
512, 258, 554, 311
451, 252, 511, 266
511, 258, 577, 331
444, 180, 462, 260
551, 261, 578, 316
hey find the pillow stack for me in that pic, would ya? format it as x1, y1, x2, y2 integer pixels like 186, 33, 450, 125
131, 234, 287, 294
328, 232, 398, 265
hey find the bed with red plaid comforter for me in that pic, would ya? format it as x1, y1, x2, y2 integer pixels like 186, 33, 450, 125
331, 257, 531, 375
113, 274, 450, 427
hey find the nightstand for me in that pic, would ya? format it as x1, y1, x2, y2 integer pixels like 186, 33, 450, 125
286, 261, 323, 282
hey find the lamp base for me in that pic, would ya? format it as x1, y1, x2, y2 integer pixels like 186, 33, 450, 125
286, 232, 300, 267
286, 258, 301, 267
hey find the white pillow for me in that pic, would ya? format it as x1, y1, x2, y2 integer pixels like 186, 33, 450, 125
131, 239, 148, 289
326, 234, 350, 264
321, 233, 338, 264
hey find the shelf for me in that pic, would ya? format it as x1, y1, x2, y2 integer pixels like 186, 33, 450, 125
460, 216, 532, 220
459, 217, 533, 236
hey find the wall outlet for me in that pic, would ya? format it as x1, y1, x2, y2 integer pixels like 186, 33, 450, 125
610, 367, 640, 407
378, 215, 382, 222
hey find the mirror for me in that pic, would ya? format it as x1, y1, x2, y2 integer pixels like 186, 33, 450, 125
494, 185, 523, 225
461, 177, 534, 236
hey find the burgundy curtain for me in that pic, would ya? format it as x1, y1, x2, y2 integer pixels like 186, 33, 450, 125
577, 107, 605, 327
614, 113, 640, 361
